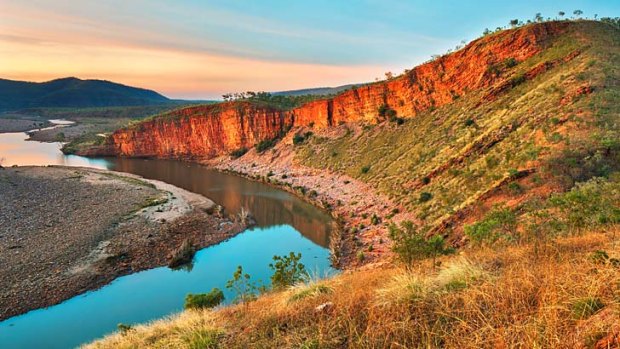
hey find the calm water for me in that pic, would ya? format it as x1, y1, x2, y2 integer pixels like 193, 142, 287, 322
0, 122, 335, 348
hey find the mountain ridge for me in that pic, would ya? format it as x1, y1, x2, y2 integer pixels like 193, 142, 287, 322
0, 77, 170, 111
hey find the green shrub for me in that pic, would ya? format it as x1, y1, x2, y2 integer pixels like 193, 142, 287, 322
389, 221, 451, 267
370, 214, 381, 225
226, 266, 262, 303
548, 177, 620, 229
184, 288, 225, 309
269, 252, 307, 289
230, 147, 248, 158
571, 297, 604, 319
255, 138, 277, 153
464, 207, 517, 245
508, 182, 522, 194
510, 74, 527, 87
293, 134, 306, 145
378, 104, 389, 117
419, 192, 432, 203
361, 165, 371, 174
589, 250, 609, 264
505, 57, 518, 68
464, 118, 476, 127
117, 323, 134, 335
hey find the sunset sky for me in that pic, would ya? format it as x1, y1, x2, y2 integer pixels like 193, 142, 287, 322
1, 0, 618, 99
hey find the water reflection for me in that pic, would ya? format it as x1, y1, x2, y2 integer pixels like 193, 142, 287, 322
107, 158, 333, 247
0, 131, 109, 169
0, 130, 333, 247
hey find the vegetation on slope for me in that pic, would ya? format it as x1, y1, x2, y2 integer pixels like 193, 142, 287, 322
296, 20, 620, 235
222, 91, 332, 110
87, 226, 620, 348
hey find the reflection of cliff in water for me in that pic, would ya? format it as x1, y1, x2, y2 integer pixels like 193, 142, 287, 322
107, 158, 333, 247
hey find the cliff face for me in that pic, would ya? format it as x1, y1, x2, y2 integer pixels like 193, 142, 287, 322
83, 22, 570, 159
87, 103, 293, 158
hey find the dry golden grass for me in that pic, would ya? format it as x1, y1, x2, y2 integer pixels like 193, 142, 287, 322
86, 226, 620, 349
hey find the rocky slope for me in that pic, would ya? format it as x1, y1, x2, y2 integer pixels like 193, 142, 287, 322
77, 21, 571, 159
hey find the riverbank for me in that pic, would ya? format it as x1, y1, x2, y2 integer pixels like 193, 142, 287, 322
205, 132, 414, 267
0, 117, 48, 133
86, 227, 620, 349
0, 166, 246, 321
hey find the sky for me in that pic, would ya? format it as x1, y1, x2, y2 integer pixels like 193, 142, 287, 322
0, 0, 618, 99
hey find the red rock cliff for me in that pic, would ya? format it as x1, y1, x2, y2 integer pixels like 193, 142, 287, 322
84, 22, 569, 159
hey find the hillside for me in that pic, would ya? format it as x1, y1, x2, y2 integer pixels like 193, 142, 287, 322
82, 20, 620, 348
77, 21, 586, 158
272, 84, 360, 97
0, 77, 169, 111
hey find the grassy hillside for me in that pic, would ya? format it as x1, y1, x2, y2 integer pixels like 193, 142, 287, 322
88, 226, 620, 348
296, 20, 619, 235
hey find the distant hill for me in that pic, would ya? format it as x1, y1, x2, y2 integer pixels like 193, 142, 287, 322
272, 84, 360, 97
0, 77, 170, 111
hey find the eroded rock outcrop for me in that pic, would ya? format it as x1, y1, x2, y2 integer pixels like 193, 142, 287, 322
81, 22, 570, 159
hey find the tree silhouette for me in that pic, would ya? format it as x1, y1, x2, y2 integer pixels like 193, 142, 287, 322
509, 19, 519, 28
534, 13, 543, 22
573, 10, 583, 18
558, 11, 565, 19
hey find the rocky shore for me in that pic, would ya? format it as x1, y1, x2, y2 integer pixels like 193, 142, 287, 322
0, 166, 246, 321
205, 132, 413, 268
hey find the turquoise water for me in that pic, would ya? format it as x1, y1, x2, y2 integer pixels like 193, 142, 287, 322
0, 124, 335, 348
0, 225, 334, 349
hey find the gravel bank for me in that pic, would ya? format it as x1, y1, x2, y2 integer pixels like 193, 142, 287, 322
0, 166, 246, 321
0, 118, 48, 133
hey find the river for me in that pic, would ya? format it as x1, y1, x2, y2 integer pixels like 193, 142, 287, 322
0, 120, 335, 349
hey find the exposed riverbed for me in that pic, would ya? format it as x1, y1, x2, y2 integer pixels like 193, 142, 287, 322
0, 121, 335, 349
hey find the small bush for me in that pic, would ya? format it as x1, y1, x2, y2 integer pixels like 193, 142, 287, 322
255, 138, 277, 153
230, 147, 248, 158
270, 252, 307, 289
293, 132, 314, 145
571, 297, 604, 319
117, 323, 134, 335
370, 214, 381, 225
226, 266, 262, 303
464, 207, 516, 245
389, 221, 451, 267
589, 250, 609, 264
361, 165, 371, 174
505, 57, 518, 68
419, 192, 432, 203
464, 118, 476, 127
184, 288, 225, 309
510, 74, 527, 87
357, 251, 365, 262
